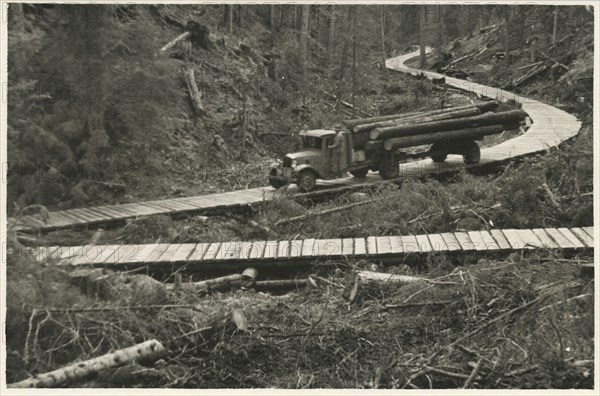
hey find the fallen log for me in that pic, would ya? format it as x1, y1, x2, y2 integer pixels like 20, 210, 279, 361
322, 91, 372, 117
383, 124, 518, 151
183, 66, 203, 114
371, 109, 526, 141
357, 270, 426, 285
274, 197, 385, 226
254, 279, 309, 290
537, 50, 569, 70
514, 63, 550, 87
8, 340, 167, 388
160, 31, 191, 52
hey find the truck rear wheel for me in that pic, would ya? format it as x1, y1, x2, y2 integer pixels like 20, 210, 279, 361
378, 157, 399, 180
430, 143, 448, 163
297, 169, 317, 192
463, 141, 481, 164
350, 168, 369, 178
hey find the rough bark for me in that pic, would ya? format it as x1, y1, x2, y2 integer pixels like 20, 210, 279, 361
371, 109, 527, 141
8, 340, 167, 388
383, 124, 514, 151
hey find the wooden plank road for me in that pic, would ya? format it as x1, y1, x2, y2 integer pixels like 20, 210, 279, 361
9, 48, 582, 232
31, 227, 594, 270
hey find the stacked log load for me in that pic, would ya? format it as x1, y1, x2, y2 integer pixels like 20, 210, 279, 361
341, 100, 527, 153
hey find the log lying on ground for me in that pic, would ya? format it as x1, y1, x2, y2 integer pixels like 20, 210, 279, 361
371, 109, 526, 141
357, 270, 426, 286
169, 268, 257, 292
183, 66, 204, 114
254, 279, 309, 290
8, 340, 167, 388
514, 63, 550, 87
383, 123, 519, 151
161, 31, 191, 52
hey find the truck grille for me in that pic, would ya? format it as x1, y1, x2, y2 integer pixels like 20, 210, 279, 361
283, 156, 292, 167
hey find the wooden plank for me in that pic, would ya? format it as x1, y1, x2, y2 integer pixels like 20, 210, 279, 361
354, 238, 367, 256
467, 231, 488, 251
249, 241, 266, 259
301, 239, 316, 257
557, 228, 586, 249
263, 240, 279, 259
216, 242, 243, 260
400, 235, 419, 253
342, 238, 354, 256
453, 232, 474, 250
71, 245, 119, 265
33, 246, 60, 262
389, 236, 404, 254
277, 240, 291, 259
20, 215, 47, 228
239, 241, 256, 260
84, 207, 121, 220
499, 229, 525, 250
203, 242, 222, 261
62, 209, 97, 223
289, 240, 303, 258
168, 244, 197, 262
187, 243, 209, 261
156, 243, 183, 262
90, 206, 129, 219
489, 229, 512, 250
515, 229, 543, 249
427, 233, 447, 252
544, 228, 572, 248
143, 244, 173, 262
366, 236, 377, 255
376, 236, 392, 255
570, 228, 594, 248
479, 231, 500, 250
531, 228, 560, 248
440, 233, 461, 251
45, 212, 80, 227
115, 244, 159, 264
415, 234, 433, 253
582, 226, 594, 239
314, 239, 342, 257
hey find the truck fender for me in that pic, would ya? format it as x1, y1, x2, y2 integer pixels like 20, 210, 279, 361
294, 164, 320, 179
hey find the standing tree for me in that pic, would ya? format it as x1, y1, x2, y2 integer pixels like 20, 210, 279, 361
437, 5, 446, 54
327, 5, 336, 71
225, 4, 233, 34
351, 5, 357, 109
419, 5, 427, 67
552, 7, 558, 45
379, 5, 387, 74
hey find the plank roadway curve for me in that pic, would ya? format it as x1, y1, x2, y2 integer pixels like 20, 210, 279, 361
31, 227, 594, 270
9, 49, 582, 232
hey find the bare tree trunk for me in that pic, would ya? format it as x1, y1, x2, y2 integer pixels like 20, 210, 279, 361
269, 4, 275, 30
328, 5, 336, 71
338, 6, 353, 81
504, 9, 510, 63
240, 101, 248, 162
351, 6, 357, 111
437, 4, 446, 53
552, 7, 558, 46
419, 5, 427, 67
226, 4, 233, 34
379, 5, 387, 74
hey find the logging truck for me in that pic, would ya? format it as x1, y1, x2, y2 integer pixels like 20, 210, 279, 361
268, 102, 526, 192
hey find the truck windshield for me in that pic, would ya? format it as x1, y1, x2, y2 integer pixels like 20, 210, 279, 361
302, 136, 322, 149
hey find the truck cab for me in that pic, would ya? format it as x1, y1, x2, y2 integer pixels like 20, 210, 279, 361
268, 128, 374, 192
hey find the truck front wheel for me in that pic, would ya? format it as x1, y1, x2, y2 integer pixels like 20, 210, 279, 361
378, 157, 399, 180
269, 170, 287, 189
297, 169, 317, 192
350, 168, 369, 178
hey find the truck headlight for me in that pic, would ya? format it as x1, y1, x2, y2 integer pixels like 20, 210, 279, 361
292, 160, 298, 168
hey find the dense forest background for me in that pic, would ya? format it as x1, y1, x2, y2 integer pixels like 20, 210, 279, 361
6, 4, 594, 213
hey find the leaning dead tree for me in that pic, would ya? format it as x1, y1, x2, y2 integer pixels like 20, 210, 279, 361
8, 340, 167, 388
183, 66, 204, 114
